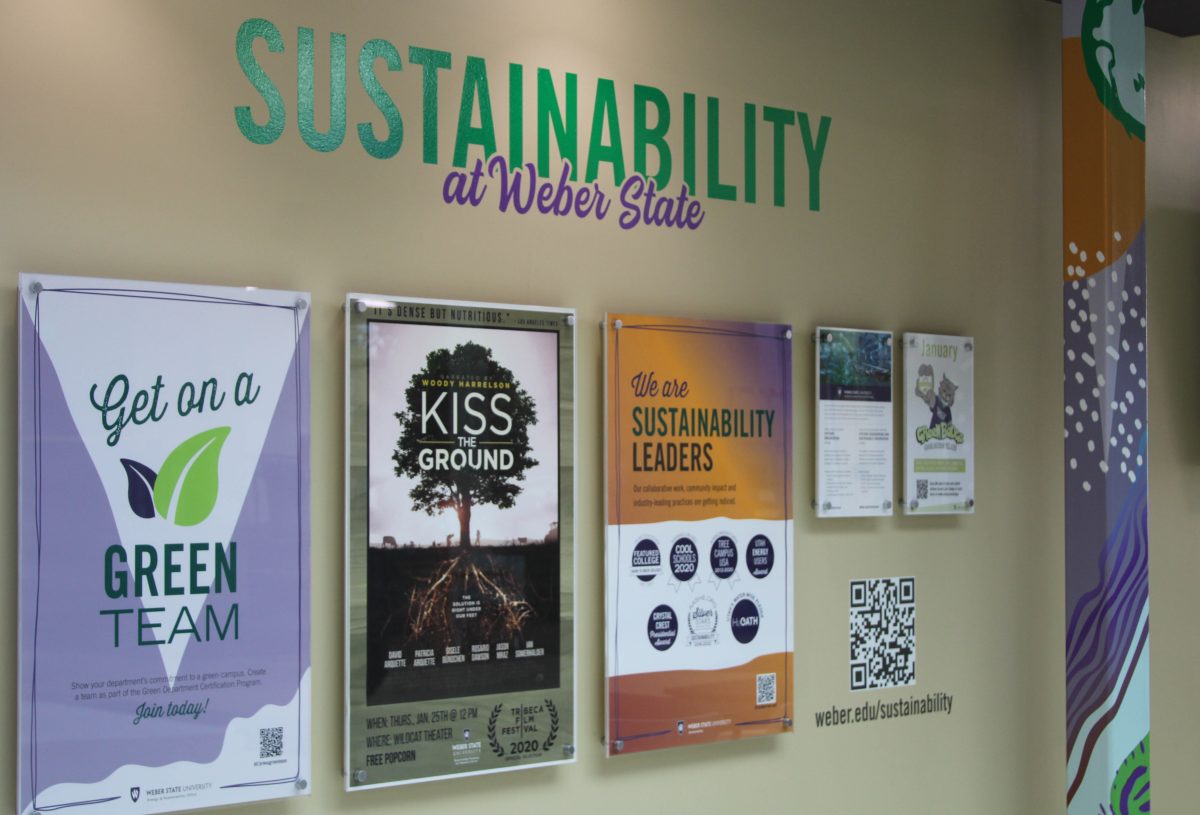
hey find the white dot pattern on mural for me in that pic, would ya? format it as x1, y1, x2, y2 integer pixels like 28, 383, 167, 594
1062, 230, 1147, 494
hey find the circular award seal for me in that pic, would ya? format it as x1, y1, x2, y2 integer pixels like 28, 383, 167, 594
670, 537, 699, 582
687, 595, 719, 646
729, 595, 762, 644
631, 538, 661, 582
747, 534, 774, 578
647, 604, 679, 651
709, 534, 738, 579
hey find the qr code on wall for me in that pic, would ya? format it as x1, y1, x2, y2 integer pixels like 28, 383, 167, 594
916, 479, 929, 500
850, 577, 915, 691
755, 672, 777, 706
259, 727, 284, 759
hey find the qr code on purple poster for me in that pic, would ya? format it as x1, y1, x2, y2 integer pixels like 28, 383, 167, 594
850, 577, 915, 692
259, 727, 284, 759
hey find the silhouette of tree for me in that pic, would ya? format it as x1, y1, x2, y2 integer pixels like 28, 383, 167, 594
392, 342, 537, 547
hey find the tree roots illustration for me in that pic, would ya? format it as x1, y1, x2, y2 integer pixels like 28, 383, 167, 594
405, 551, 534, 650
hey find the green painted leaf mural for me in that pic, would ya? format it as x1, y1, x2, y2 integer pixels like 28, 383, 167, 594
1110, 733, 1150, 814
153, 426, 231, 526
1081, 0, 1146, 141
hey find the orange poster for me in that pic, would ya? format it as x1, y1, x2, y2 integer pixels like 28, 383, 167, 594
604, 313, 793, 756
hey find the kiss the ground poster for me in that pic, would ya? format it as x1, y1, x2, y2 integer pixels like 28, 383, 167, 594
18, 274, 311, 815
604, 313, 794, 756
345, 295, 575, 788
903, 333, 974, 515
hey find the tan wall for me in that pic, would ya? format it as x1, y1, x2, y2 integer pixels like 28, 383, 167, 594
1146, 23, 1200, 815
0, 1, 1195, 812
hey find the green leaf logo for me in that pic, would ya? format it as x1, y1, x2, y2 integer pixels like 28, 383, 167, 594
153, 427, 231, 526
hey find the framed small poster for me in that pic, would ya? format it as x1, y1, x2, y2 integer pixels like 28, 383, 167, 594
18, 273, 311, 815
815, 327, 894, 517
903, 333, 974, 514
604, 313, 794, 756
345, 295, 575, 788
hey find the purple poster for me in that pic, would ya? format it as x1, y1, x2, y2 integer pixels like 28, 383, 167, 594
17, 273, 311, 815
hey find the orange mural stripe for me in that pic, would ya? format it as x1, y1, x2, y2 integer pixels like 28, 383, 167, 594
1060, 39, 1145, 283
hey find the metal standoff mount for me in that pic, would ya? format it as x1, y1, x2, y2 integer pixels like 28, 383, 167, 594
785, 328, 793, 340
910, 499, 919, 511
967, 498, 975, 509
355, 299, 368, 313
964, 340, 974, 352
294, 298, 307, 311
566, 314, 575, 326
28, 281, 43, 296
295, 779, 308, 791
614, 318, 623, 330
783, 717, 794, 727
563, 743, 576, 757
353, 769, 367, 784
882, 500, 893, 511
613, 739, 625, 753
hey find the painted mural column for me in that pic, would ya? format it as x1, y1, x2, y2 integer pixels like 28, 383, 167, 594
1061, 2, 1149, 814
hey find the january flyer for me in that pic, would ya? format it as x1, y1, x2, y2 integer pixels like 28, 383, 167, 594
903, 333, 974, 514
17, 273, 311, 815
345, 295, 576, 787
604, 313, 794, 756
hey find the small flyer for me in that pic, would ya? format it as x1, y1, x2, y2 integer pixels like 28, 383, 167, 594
903, 333, 974, 514
815, 327, 894, 518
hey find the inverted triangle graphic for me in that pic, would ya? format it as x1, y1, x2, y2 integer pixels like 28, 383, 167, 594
23, 277, 308, 683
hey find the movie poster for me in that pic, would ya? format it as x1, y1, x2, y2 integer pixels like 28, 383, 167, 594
17, 274, 311, 815
814, 327, 894, 518
604, 313, 793, 756
903, 333, 974, 514
345, 295, 575, 788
